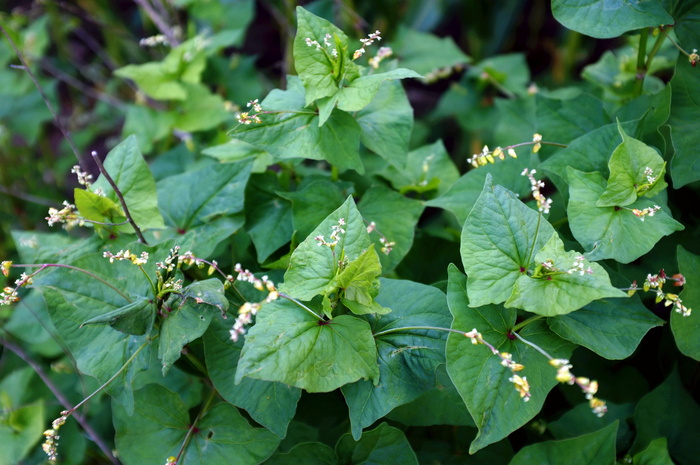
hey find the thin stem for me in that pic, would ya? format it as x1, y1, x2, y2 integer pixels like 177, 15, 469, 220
511, 330, 554, 359
0, 22, 83, 166
512, 315, 544, 332
660, 25, 691, 57
0, 337, 121, 465
633, 29, 649, 97
278, 293, 324, 320
482, 71, 516, 99
91, 151, 148, 244
175, 389, 217, 464
372, 325, 468, 338
137, 265, 157, 295
13, 263, 131, 302
69, 338, 151, 413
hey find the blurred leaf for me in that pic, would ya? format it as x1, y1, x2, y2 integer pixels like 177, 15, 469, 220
336, 423, 418, 465
671, 246, 700, 360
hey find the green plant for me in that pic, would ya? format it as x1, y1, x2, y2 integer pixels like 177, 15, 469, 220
2, 1, 700, 464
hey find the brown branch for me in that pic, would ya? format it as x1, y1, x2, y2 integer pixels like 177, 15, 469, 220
132, 0, 180, 47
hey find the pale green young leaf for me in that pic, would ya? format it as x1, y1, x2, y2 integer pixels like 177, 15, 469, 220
551, 0, 672, 39
335, 423, 418, 465
280, 196, 372, 300
597, 122, 667, 207
231, 77, 363, 173
671, 246, 700, 361
332, 244, 383, 314
335, 68, 422, 112
341, 278, 451, 439
91, 135, 165, 231
0, 400, 45, 465
203, 318, 301, 438
74, 188, 124, 224
509, 422, 618, 465
460, 174, 554, 307
392, 27, 471, 76
235, 298, 379, 392
445, 265, 575, 454
567, 168, 683, 264
548, 295, 663, 359
293, 7, 355, 106
506, 234, 626, 316
113, 384, 279, 465
114, 62, 187, 100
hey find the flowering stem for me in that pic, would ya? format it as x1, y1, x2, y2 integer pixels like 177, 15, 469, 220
511, 315, 544, 332
13, 263, 132, 302
175, 388, 217, 465
278, 293, 324, 320
0, 337, 120, 465
137, 265, 157, 295
91, 151, 148, 245
510, 330, 554, 359
372, 325, 468, 338
659, 25, 691, 58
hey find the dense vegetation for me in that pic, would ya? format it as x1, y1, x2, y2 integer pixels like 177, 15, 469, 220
2, 1, 700, 464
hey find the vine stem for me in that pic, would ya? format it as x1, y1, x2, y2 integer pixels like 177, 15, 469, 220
278, 293, 324, 320
12, 263, 132, 302
175, 388, 217, 464
0, 22, 83, 166
372, 326, 469, 337
91, 151, 148, 244
511, 315, 544, 332
510, 330, 554, 359
633, 28, 649, 97
0, 337, 121, 465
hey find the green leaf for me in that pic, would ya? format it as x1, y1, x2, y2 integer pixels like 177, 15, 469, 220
669, 53, 700, 187
567, 168, 683, 263
245, 173, 294, 262
506, 234, 626, 316
280, 196, 372, 301
334, 68, 422, 113
671, 246, 700, 360
357, 185, 424, 273
115, 62, 187, 100
158, 279, 227, 375
231, 77, 363, 173
548, 295, 663, 359
597, 122, 667, 207
113, 384, 279, 465
509, 421, 618, 465
356, 81, 413, 169
385, 364, 474, 427
633, 437, 675, 465
426, 153, 535, 225
393, 27, 471, 76
445, 265, 575, 453
235, 298, 379, 392
630, 368, 700, 465
549, 402, 634, 444
341, 278, 452, 439
469, 53, 531, 97
380, 139, 459, 197
278, 179, 347, 240
0, 400, 44, 465
551, 0, 672, 39
81, 297, 155, 336
460, 174, 555, 307
156, 159, 253, 232
293, 7, 355, 106
335, 423, 418, 465
36, 253, 152, 413
92, 135, 165, 231
264, 443, 337, 465
203, 317, 301, 438
173, 83, 231, 132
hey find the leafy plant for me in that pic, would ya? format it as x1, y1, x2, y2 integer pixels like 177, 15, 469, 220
2, 1, 700, 464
